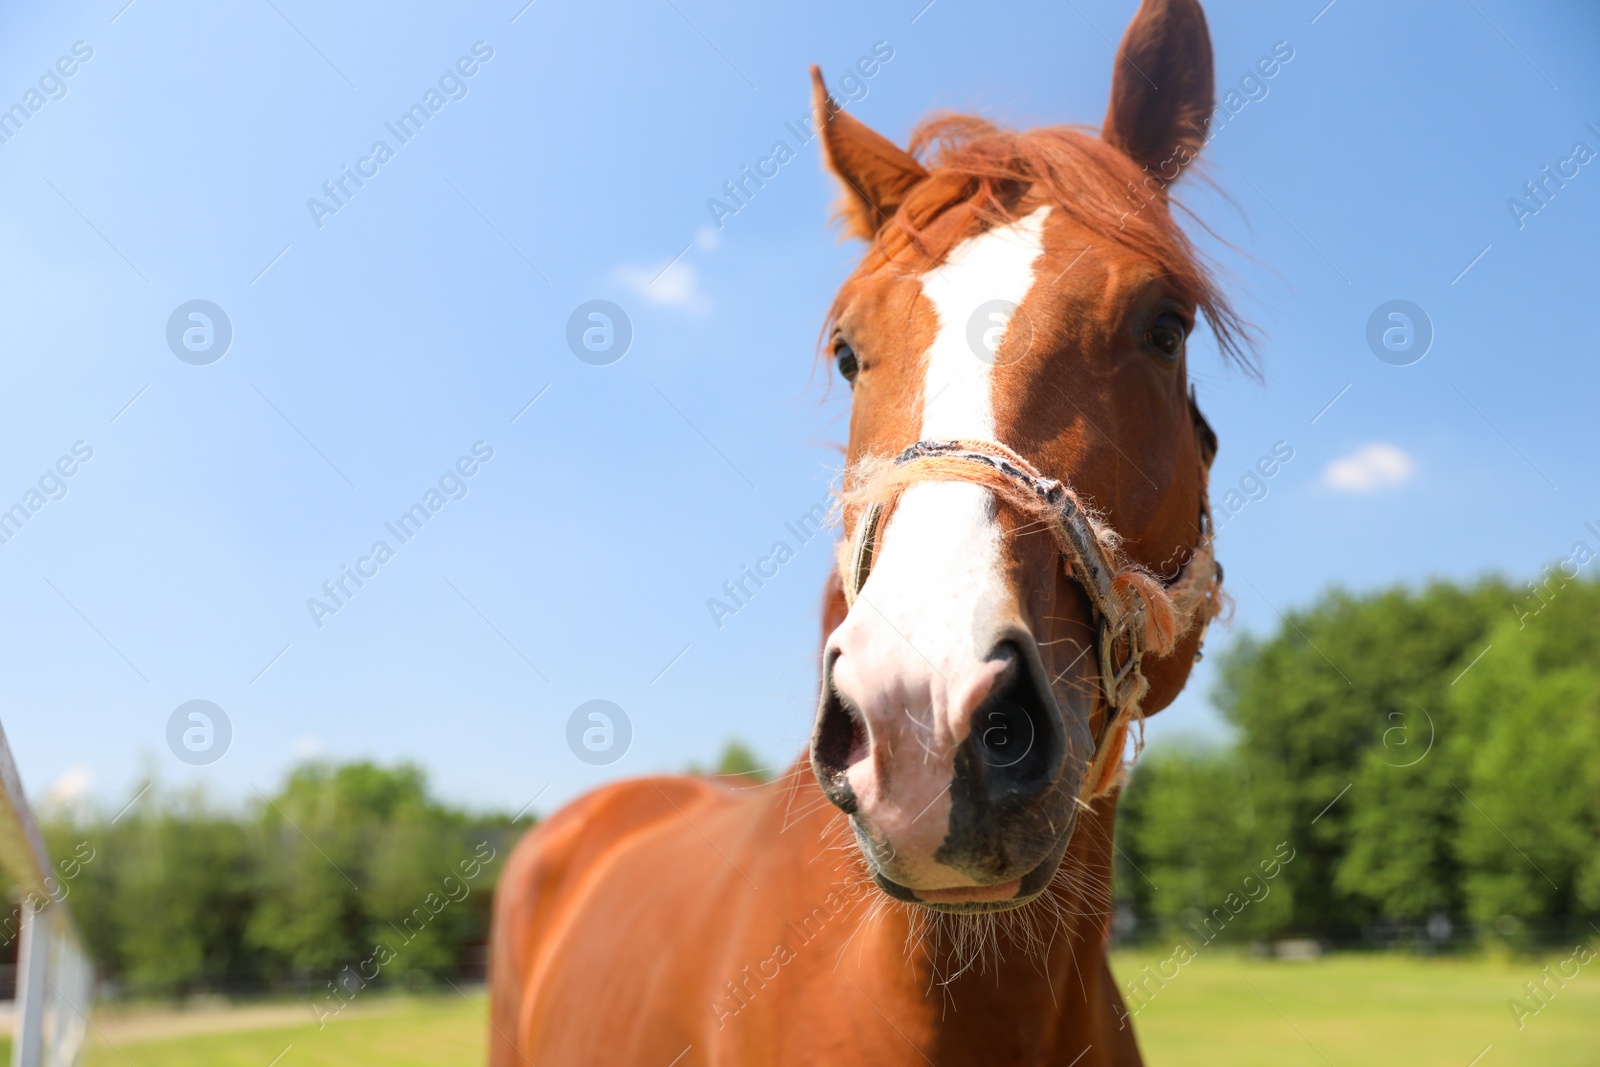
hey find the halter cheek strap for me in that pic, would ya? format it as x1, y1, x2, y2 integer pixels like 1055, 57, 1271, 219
836, 438, 1223, 802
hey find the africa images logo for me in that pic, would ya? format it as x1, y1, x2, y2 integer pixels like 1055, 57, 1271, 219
166, 700, 232, 766
166, 300, 233, 365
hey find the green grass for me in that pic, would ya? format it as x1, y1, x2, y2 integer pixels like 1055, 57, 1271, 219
83, 993, 487, 1067
70, 955, 1600, 1065
1111, 949, 1600, 1066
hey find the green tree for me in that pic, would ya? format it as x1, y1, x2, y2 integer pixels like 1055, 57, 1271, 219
686, 740, 772, 782
39, 759, 528, 997
247, 761, 514, 987
714, 741, 770, 782
1214, 579, 1509, 936
1117, 741, 1290, 940
39, 783, 262, 997
1450, 580, 1600, 935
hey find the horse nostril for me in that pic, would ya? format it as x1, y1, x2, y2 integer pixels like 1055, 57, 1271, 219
967, 641, 1064, 806
976, 700, 1034, 766
811, 656, 866, 814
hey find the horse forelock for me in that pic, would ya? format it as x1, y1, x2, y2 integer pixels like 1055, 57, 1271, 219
823, 115, 1254, 376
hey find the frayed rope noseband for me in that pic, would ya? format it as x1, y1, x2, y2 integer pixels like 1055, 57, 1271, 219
835, 438, 1225, 802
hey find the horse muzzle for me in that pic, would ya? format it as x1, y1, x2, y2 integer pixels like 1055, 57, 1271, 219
812, 617, 1093, 912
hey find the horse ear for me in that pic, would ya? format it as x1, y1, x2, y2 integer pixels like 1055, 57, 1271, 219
811, 66, 928, 240
1101, 0, 1215, 180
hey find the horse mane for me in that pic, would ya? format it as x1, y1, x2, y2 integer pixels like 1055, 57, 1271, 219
831, 113, 1256, 373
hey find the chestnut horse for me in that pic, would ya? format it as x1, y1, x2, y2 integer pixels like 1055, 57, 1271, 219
490, 1, 1248, 1062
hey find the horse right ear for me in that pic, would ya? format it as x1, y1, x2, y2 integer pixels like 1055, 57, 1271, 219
811, 66, 928, 240
1101, 0, 1215, 181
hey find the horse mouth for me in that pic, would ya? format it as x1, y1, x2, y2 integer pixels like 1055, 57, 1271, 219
914, 878, 1023, 906
863, 830, 1073, 914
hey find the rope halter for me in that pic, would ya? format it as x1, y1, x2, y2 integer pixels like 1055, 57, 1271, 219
834, 438, 1225, 801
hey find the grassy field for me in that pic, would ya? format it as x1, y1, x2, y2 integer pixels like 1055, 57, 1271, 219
81, 993, 489, 1067
65, 953, 1597, 1065
1114, 950, 1600, 1067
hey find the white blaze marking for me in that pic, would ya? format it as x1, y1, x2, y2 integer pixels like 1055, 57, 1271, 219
850, 207, 1052, 741
919, 206, 1051, 440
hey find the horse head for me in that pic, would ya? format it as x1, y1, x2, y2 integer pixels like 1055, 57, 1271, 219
809, 0, 1243, 914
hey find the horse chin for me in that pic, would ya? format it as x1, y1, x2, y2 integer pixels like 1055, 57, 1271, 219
859, 813, 1077, 915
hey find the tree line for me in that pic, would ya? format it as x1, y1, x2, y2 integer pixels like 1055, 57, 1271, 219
1116, 573, 1600, 947
27, 762, 528, 997
17, 745, 768, 999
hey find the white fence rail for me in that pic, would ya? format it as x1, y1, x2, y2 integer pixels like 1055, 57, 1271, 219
0, 723, 91, 1067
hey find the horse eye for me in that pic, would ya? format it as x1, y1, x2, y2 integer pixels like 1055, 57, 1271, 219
835, 342, 860, 383
1144, 313, 1187, 360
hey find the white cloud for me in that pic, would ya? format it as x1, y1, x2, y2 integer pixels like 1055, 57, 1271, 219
614, 258, 710, 315
44, 765, 93, 814
1323, 443, 1414, 492
293, 736, 323, 759
694, 225, 720, 251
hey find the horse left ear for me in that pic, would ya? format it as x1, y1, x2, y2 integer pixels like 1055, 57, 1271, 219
810, 66, 928, 240
1101, 0, 1215, 181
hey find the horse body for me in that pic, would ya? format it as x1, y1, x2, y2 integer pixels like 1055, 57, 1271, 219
490, 764, 1135, 1065
493, 1, 1248, 1061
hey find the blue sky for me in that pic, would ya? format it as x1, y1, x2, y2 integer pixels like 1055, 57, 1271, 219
1, 0, 1595, 817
